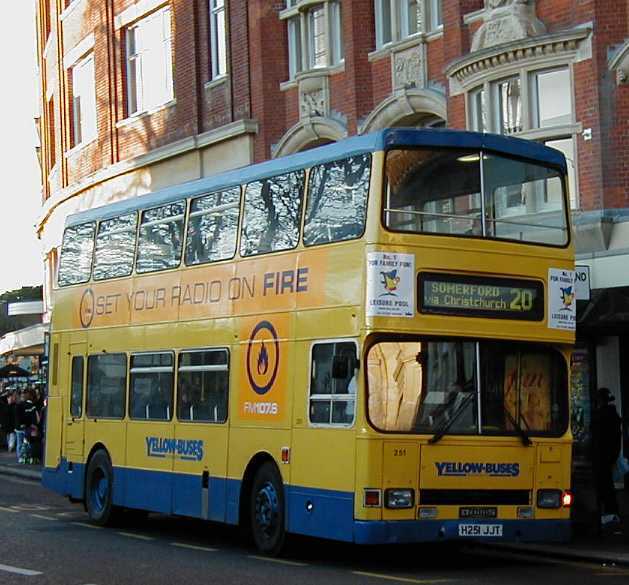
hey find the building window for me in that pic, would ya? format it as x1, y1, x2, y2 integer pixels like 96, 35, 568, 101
46, 97, 56, 172
70, 53, 97, 147
209, 0, 227, 78
375, 0, 440, 48
469, 87, 487, 132
532, 68, 572, 128
285, 0, 343, 79
425, 0, 443, 32
126, 6, 173, 116
494, 76, 522, 135
467, 66, 578, 208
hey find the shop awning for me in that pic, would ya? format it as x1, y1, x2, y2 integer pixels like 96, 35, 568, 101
0, 323, 48, 356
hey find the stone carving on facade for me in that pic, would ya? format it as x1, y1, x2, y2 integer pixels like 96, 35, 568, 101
610, 42, 629, 86
471, 0, 546, 52
392, 44, 426, 91
298, 74, 330, 119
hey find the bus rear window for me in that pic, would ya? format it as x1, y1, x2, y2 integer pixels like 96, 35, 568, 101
384, 148, 568, 246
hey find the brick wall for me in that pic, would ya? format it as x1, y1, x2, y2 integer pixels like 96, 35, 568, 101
36, 0, 629, 216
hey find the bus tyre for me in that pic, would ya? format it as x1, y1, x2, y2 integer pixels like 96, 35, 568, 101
250, 462, 286, 556
85, 450, 117, 526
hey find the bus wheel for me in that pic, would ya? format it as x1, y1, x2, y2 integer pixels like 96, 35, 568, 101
85, 450, 117, 526
250, 462, 286, 555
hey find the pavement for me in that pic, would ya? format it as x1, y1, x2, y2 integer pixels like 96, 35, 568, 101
1, 449, 628, 567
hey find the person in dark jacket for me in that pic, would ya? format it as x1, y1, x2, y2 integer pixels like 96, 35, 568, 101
0, 391, 10, 449
592, 387, 623, 529
15, 389, 40, 464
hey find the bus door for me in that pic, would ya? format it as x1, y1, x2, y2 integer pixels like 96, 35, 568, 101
65, 342, 87, 464
172, 348, 230, 520
125, 352, 176, 514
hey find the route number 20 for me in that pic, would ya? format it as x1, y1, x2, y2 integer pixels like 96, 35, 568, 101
510, 289, 533, 311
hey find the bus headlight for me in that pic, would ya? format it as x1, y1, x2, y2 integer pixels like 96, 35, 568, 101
385, 489, 414, 509
537, 489, 562, 509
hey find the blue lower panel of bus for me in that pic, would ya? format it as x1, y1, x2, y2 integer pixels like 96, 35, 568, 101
43, 461, 569, 544
353, 519, 571, 544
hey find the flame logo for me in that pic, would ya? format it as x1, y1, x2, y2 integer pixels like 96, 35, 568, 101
257, 341, 269, 375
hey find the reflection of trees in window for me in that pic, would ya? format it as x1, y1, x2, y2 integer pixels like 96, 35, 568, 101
304, 154, 370, 246
136, 201, 186, 273
241, 172, 304, 256
86, 353, 127, 419
58, 223, 95, 286
177, 350, 229, 423
185, 188, 240, 265
93, 212, 137, 280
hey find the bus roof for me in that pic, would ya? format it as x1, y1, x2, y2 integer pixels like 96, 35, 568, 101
66, 128, 567, 228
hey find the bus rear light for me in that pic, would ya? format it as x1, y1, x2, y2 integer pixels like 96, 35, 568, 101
364, 489, 382, 508
537, 489, 562, 509
385, 489, 414, 509
562, 490, 574, 508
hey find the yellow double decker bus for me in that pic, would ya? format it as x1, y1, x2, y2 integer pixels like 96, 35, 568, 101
43, 129, 575, 554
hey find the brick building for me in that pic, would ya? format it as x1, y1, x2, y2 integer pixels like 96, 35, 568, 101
35, 0, 629, 525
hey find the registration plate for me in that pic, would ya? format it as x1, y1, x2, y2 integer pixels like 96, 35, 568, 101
458, 523, 503, 537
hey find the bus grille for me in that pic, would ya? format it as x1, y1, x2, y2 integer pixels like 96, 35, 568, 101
419, 489, 530, 506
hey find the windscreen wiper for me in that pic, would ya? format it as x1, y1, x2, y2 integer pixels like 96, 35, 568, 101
502, 405, 532, 447
428, 392, 476, 445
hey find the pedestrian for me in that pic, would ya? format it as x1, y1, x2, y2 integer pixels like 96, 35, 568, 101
0, 390, 9, 449
5, 390, 17, 452
15, 389, 40, 464
592, 387, 623, 531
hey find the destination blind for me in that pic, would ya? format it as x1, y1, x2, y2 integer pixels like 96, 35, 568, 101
419, 273, 544, 321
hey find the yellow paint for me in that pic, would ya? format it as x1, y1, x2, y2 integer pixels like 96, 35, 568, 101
45, 144, 575, 541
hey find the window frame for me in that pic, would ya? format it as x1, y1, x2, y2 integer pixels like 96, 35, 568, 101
308, 338, 359, 428
92, 211, 139, 281
284, 0, 344, 80
70, 355, 85, 419
239, 170, 305, 258
129, 351, 175, 421
184, 187, 241, 267
209, 0, 228, 79
86, 353, 128, 420
135, 200, 187, 275
465, 63, 579, 208
364, 334, 570, 438
70, 51, 98, 148
176, 348, 230, 424
57, 222, 96, 287
303, 153, 372, 248
125, 5, 174, 117
381, 146, 571, 249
